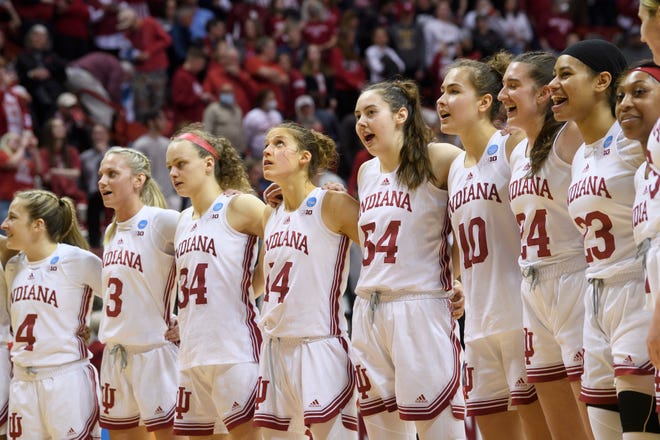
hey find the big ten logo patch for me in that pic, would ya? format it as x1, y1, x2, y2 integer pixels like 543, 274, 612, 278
102, 383, 117, 414
255, 377, 269, 410
354, 364, 371, 400
137, 219, 148, 236
523, 327, 534, 365
462, 364, 474, 400
49, 255, 59, 272
487, 144, 498, 163
211, 202, 223, 219
8, 412, 22, 439
175, 386, 192, 419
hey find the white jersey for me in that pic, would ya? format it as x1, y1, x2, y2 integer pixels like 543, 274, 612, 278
174, 194, 261, 370
100, 206, 178, 346
4, 244, 101, 367
648, 117, 660, 175
261, 188, 350, 339
447, 131, 522, 341
568, 122, 645, 279
355, 157, 452, 296
508, 133, 585, 267
633, 164, 660, 245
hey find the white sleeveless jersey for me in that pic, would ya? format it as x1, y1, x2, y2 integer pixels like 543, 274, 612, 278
355, 157, 453, 295
508, 133, 585, 267
174, 194, 261, 369
99, 206, 178, 346
568, 122, 645, 279
633, 164, 660, 245
447, 132, 522, 341
4, 244, 101, 367
261, 188, 350, 339
648, 117, 660, 174
0, 265, 11, 343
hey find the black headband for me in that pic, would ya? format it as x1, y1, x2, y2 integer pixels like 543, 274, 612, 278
561, 39, 627, 79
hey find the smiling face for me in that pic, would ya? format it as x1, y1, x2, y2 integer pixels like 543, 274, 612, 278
354, 89, 405, 157
498, 61, 547, 133
548, 55, 600, 122
1, 198, 34, 251
437, 67, 482, 136
166, 140, 213, 198
615, 70, 660, 143
98, 153, 142, 211
639, 3, 660, 64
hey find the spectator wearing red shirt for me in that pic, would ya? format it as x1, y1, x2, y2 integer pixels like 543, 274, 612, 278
171, 47, 213, 130
0, 131, 42, 223
536, 1, 575, 53
301, 0, 337, 51
117, 7, 172, 123
53, 0, 90, 61
39, 117, 85, 205
203, 45, 257, 115
0, 67, 32, 137
244, 36, 289, 111
328, 26, 366, 120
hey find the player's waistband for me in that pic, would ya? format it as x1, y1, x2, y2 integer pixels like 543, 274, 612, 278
355, 289, 452, 302
105, 341, 173, 371
588, 268, 644, 318
13, 358, 90, 381
521, 256, 587, 287
263, 334, 345, 346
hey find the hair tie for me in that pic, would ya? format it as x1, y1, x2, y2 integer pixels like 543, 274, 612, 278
631, 66, 660, 83
174, 133, 219, 160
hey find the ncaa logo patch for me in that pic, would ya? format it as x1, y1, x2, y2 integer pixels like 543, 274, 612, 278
138, 220, 148, 229
50, 256, 59, 265
603, 135, 613, 149
487, 144, 498, 155
306, 197, 317, 208
213, 202, 224, 211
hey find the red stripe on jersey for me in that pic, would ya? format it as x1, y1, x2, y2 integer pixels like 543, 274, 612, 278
253, 413, 292, 431
162, 262, 177, 325
329, 236, 349, 336
75, 364, 100, 440
77, 285, 94, 360
144, 406, 175, 431
438, 207, 453, 290
224, 380, 257, 430
240, 235, 261, 362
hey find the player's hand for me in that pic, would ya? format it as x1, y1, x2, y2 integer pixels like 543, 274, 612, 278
647, 306, 660, 368
165, 316, 180, 344
263, 183, 283, 208
78, 325, 91, 342
321, 181, 347, 193
450, 280, 465, 320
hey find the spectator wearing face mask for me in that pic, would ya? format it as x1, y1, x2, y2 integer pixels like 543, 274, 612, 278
242, 88, 282, 159
203, 82, 246, 156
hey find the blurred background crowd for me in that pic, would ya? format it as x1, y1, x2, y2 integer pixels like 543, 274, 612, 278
0, 0, 651, 249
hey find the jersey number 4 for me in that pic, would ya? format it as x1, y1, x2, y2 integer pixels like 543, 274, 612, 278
264, 261, 292, 303
515, 209, 551, 260
15, 314, 37, 351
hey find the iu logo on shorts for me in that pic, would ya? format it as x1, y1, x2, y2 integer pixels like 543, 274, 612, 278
524, 327, 535, 365
102, 383, 116, 414
355, 364, 371, 399
8, 412, 22, 439
462, 364, 474, 400
175, 386, 192, 419
255, 376, 269, 410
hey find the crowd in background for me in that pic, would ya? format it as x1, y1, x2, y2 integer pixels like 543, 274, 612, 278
0, 0, 652, 248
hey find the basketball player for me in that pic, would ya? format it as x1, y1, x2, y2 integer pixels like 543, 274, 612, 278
255, 122, 359, 439
351, 78, 466, 440
165, 125, 264, 439
498, 51, 594, 439
2, 190, 101, 438
438, 54, 551, 440
97, 147, 181, 439
615, 63, 660, 423
550, 39, 659, 439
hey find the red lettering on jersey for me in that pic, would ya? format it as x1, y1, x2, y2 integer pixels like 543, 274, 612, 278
264, 230, 309, 255
102, 383, 116, 414
175, 387, 192, 419
255, 377, 269, 410
448, 183, 502, 215
508, 176, 554, 201
11, 285, 58, 308
355, 364, 372, 400
102, 249, 144, 272
175, 235, 218, 258
359, 190, 412, 214
567, 176, 612, 203
632, 201, 648, 228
